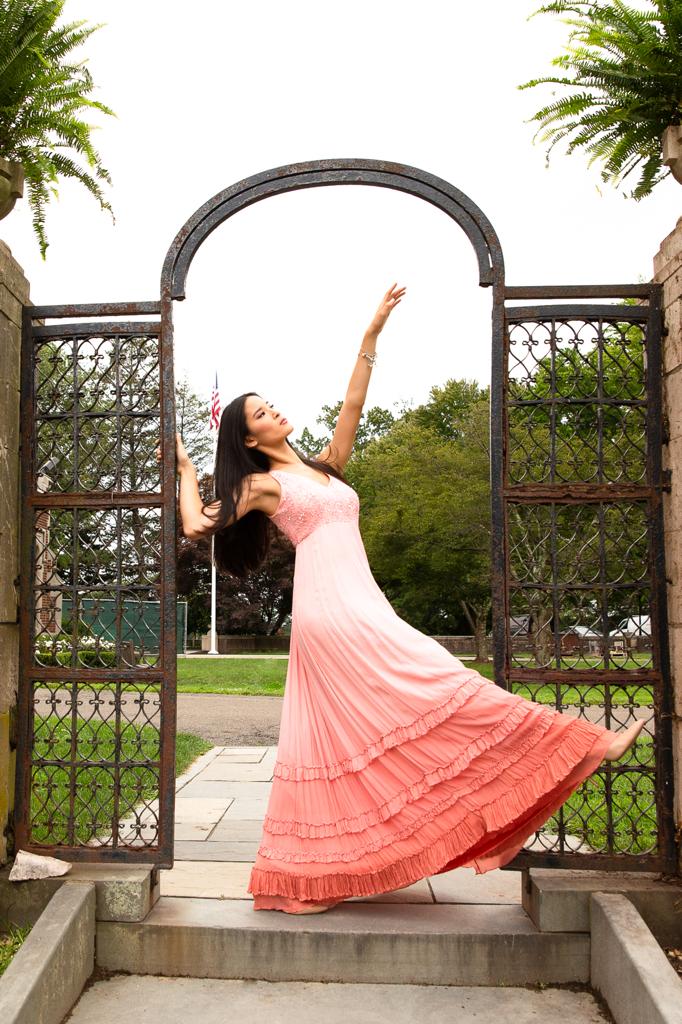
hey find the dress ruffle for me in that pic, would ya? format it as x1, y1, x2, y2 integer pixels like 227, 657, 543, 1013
247, 712, 614, 899
273, 670, 482, 780
263, 694, 553, 840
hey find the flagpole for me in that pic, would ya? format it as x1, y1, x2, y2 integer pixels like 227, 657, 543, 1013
207, 372, 221, 656
208, 427, 219, 655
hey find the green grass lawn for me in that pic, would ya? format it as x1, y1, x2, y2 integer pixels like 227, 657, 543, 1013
41, 655, 651, 707
174, 656, 653, 706
30, 720, 212, 846
0, 924, 31, 977
546, 735, 656, 854
177, 657, 286, 695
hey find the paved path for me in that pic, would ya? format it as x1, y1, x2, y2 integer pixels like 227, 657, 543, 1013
35, 686, 652, 747
33, 689, 284, 746
164, 744, 528, 899
176, 694, 283, 745
177, 693, 652, 746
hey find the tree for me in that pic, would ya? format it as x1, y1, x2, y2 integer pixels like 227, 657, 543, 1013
508, 316, 647, 484
36, 341, 211, 587
351, 384, 494, 660
296, 399, 406, 460
518, 0, 682, 198
0, 0, 115, 257
405, 379, 489, 443
175, 469, 213, 636
216, 542, 294, 636
175, 374, 216, 473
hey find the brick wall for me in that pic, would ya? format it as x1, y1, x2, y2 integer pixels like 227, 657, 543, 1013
198, 633, 481, 656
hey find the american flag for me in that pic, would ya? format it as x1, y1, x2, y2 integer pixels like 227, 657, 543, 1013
209, 372, 221, 432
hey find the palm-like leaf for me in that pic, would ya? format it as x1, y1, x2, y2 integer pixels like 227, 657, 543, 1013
519, 0, 682, 198
0, 0, 115, 257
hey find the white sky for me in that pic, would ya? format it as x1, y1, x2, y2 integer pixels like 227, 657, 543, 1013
2, 0, 677, 444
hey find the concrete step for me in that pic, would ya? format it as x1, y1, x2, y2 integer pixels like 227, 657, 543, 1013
65, 974, 610, 1024
97, 897, 590, 986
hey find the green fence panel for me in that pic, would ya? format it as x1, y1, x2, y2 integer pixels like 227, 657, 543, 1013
61, 597, 187, 654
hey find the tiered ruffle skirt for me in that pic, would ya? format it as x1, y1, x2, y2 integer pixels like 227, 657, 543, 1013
247, 521, 615, 911
247, 665, 614, 911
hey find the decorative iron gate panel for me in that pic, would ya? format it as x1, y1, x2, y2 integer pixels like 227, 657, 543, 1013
495, 284, 676, 872
15, 302, 177, 865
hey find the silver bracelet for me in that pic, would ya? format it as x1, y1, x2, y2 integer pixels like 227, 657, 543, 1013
359, 350, 377, 367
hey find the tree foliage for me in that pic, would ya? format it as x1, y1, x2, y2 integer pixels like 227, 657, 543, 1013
176, 374, 216, 473
508, 316, 647, 483
519, 0, 682, 198
296, 398, 407, 458
350, 381, 493, 658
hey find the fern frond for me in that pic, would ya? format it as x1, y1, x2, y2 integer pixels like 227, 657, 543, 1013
0, 0, 114, 257
519, 0, 682, 198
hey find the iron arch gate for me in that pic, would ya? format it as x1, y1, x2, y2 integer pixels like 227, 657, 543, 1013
14, 159, 676, 873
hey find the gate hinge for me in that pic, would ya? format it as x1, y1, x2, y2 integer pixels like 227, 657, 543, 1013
662, 469, 673, 492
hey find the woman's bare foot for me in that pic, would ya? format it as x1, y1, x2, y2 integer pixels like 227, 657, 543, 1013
603, 719, 646, 761
288, 903, 336, 914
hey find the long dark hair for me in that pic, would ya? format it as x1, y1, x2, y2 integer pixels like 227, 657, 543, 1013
201, 391, 348, 578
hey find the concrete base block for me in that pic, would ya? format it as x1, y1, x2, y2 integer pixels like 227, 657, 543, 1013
97, 898, 591, 985
0, 881, 95, 1024
591, 892, 682, 1024
0, 863, 159, 926
522, 867, 682, 946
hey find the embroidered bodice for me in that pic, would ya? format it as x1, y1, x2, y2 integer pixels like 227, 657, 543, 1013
266, 469, 360, 547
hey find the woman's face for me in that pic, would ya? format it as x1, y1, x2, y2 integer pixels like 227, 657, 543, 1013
244, 394, 292, 450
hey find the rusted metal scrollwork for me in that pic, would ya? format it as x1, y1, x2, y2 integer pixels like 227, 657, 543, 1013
497, 285, 676, 872
15, 302, 177, 864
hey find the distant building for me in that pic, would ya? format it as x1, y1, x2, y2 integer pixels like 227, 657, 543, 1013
35, 472, 64, 641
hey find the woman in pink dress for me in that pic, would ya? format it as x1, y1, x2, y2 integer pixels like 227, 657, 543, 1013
173, 283, 645, 915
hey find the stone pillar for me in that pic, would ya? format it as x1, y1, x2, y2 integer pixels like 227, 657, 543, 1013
653, 216, 682, 872
0, 240, 28, 864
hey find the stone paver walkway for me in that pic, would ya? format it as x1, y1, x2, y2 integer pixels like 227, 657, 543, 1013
161, 744, 526, 904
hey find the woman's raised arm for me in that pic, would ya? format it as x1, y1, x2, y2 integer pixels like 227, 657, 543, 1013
155, 434, 266, 544
317, 283, 406, 470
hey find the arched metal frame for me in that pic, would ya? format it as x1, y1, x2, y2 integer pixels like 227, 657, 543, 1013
14, 158, 676, 874
160, 159, 505, 298
159, 162, 509, 855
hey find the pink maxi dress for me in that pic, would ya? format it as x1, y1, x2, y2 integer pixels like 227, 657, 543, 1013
247, 467, 615, 912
